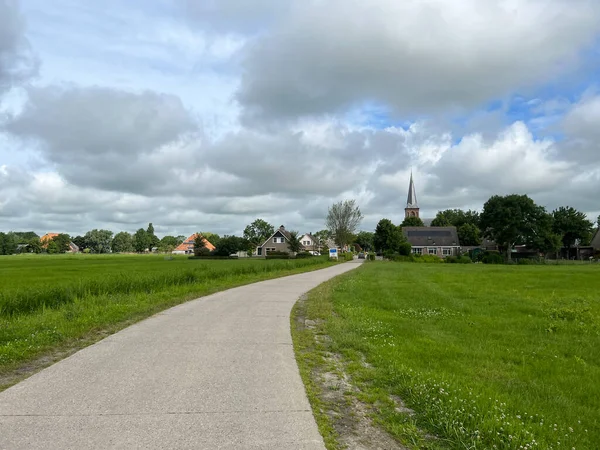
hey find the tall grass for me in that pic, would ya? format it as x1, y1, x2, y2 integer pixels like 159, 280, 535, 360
0, 255, 335, 384
0, 257, 329, 316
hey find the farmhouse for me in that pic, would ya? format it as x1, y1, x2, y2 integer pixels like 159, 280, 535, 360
256, 226, 292, 256
40, 233, 79, 253
299, 233, 320, 253
172, 233, 215, 255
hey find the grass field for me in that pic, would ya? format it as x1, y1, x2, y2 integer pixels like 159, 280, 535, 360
0, 253, 336, 388
293, 262, 599, 449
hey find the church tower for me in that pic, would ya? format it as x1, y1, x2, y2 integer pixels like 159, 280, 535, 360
405, 172, 419, 218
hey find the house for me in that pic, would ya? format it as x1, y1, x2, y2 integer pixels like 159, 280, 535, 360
402, 226, 461, 258
256, 225, 292, 256
40, 233, 79, 253
299, 233, 320, 253
172, 233, 215, 255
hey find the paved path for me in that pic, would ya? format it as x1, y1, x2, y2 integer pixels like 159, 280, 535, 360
0, 261, 362, 449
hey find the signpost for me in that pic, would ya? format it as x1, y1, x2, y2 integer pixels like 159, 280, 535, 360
329, 248, 338, 259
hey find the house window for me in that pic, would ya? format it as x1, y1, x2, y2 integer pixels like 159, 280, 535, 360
412, 248, 423, 255
443, 248, 452, 256
273, 237, 284, 243
428, 248, 437, 255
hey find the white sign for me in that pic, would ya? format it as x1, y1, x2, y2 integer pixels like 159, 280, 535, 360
329, 248, 338, 259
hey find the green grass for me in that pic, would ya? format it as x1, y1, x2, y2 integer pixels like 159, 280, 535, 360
295, 262, 600, 449
0, 253, 337, 388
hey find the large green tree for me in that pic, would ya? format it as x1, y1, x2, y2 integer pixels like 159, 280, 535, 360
552, 207, 594, 257
431, 209, 480, 228
480, 194, 545, 261
146, 223, 159, 251
457, 223, 481, 246
354, 231, 374, 251
71, 235, 88, 251
133, 228, 150, 253
112, 232, 134, 253
213, 236, 249, 256
373, 219, 407, 254
159, 235, 179, 253
326, 200, 363, 250
52, 233, 72, 253
27, 237, 42, 254
243, 219, 274, 246
400, 216, 425, 227
0, 232, 17, 255
84, 229, 113, 253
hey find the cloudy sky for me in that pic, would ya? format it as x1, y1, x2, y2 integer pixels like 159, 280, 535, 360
1, 0, 599, 238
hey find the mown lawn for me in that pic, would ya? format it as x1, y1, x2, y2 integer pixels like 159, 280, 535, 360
295, 262, 599, 449
0, 253, 336, 388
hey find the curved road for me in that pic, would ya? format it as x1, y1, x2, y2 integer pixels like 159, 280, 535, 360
0, 261, 362, 449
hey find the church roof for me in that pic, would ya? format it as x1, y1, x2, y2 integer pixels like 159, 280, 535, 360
402, 227, 460, 247
406, 172, 418, 208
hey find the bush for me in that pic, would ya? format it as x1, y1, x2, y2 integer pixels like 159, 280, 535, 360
412, 254, 443, 263
482, 251, 504, 265
517, 258, 534, 265
446, 255, 472, 264
367, 252, 376, 261
295, 252, 313, 259
339, 252, 354, 262
398, 242, 412, 256
266, 254, 291, 259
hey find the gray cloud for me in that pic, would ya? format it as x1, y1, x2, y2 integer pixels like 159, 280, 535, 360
237, 0, 600, 122
0, 0, 38, 94
6, 85, 200, 194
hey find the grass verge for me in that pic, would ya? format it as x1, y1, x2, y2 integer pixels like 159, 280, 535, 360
293, 262, 599, 449
0, 255, 336, 390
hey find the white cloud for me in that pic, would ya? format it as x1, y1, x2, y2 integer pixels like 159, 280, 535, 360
237, 0, 600, 121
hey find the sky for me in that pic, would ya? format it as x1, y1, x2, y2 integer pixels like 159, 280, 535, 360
0, 0, 599, 238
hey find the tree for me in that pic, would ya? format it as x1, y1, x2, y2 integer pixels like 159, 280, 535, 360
52, 233, 72, 253
431, 209, 480, 228
12, 231, 39, 243
27, 237, 42, 254
326, 200, 363, 250
243, 219, 274, 247
158, 235, 179, 253
597, 215, 600, 229
84, 229, 113, 253
112, 232, 134, 253
0, 232, 17, 255
313, 229, 332, 251
552, 206, 594, 258
354, 231, 374, 251
200, 232, 220, 248
146, 223, 159, 251
133, 228, 150, 253
287, 231, 303, 254
457, 223, 481, 246
72, 235, 88, 251
214, 236, 249, 256
480, 194, 544, 261
373, 219, 406, 253
193, 234, 208, 256
400, 216, 425, 227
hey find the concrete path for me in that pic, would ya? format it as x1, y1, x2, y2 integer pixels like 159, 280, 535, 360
0, 261, 362, 449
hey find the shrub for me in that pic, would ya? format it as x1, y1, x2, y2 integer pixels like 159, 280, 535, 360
482, 251, 504, 264
266, 254, 291, 259
398, 242, 412, 256
367, 252, 376, 261
446, 255, 472, 264
517, 258, 534, 265
339, 252, 354, 262
295, 252, 313, 259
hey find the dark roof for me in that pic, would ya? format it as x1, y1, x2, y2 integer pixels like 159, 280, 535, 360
258, 226, 291, 247
406, 172, 418, 208
591, 228, 600, 250
402, 226, 460, 247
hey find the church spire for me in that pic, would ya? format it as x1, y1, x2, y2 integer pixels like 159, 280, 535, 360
406, 171, 418, 208
405, 171, 420, 219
